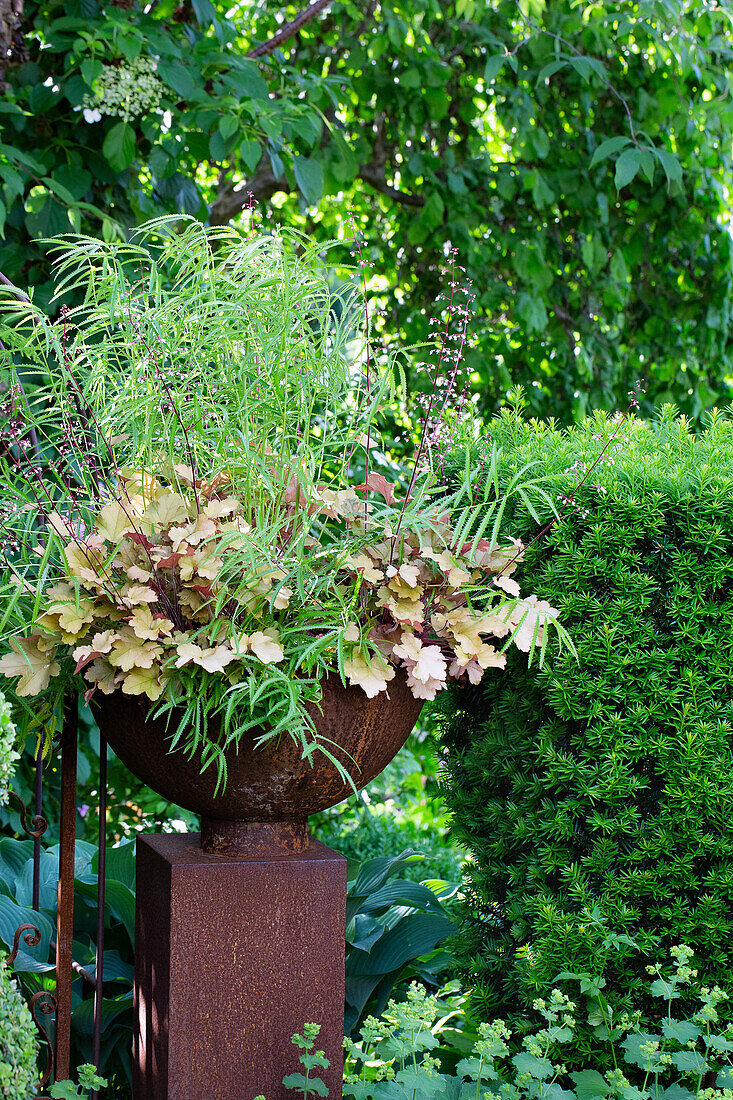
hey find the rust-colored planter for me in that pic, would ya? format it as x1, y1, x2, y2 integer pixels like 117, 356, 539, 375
93, 671, 423, 852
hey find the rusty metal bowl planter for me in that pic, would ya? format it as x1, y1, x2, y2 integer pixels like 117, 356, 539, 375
93, 670, 423, 853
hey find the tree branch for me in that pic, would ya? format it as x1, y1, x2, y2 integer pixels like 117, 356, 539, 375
246, 0, 334, 60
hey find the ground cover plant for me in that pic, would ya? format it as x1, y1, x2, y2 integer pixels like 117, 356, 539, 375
0, 217, 568, 790
262, 932, 733, 1100
438, 405, 733, 1065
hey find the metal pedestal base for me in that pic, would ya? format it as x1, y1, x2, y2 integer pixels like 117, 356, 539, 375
133, 832, 347, 1100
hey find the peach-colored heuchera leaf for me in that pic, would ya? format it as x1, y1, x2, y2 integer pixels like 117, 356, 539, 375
120, 665, 165, 701
97, 501, 136, 544
203, 497, 239, 519
249, 629, 285, 664
343, 651, 395, 698
0, 638, 60, 696
107, 628, 163, 672
353, 473, 398, 505
143, 492, 191, 530
128, 607, 174, 641
493, 574, 521, 598
504, 596, 559, 652
83, 658, 119, 695
345, 552, 384, 584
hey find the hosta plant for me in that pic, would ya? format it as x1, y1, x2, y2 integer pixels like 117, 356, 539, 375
0, 217, 568, 782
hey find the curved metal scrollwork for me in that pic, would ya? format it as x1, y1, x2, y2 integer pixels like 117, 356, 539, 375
7, 922, 41, 967
30, 990, 57, 1090
8, 789, 47, 838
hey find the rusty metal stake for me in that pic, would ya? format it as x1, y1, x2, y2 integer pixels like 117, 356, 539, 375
91, 730, 107, 1095
55, 695, 78, 1083
33, 743, 43, 911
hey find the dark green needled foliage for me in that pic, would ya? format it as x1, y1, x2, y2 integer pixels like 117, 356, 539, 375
438, 407, 733, 1063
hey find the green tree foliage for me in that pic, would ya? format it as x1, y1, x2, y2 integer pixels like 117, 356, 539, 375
437, 408, 733, 1064
1, 1, 732, 420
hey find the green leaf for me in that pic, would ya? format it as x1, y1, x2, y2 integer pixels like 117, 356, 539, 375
484, 54, 505, 82
157, 60, 197, 100
610, 249, 629, 283
536, 59, 567, 84
649, 977, 678, 998
192, 0, 217, 25
348, 850, 422, 900
531, 171, 554, 206
283, 1073, 328, 1096
622, 1032, 664, 1070
590, 136, 632, 168
346, 911, 454, 974
615, 148, 642, 190
51, 165, 92, 201
0, 894, 55, 972
100, 840, 136, 892
654, 147, 683, 187
570, 1070, 609, 1100
293, 157, 324, 205
71, 991, 132, 1036
239, 139, 262, 173
41, 175, 77, 206
670, 1051, 708, 1075
401, 68, 421, 89
662, 1019, 701, 1045
570, 56, 592, 81
420, 191, 445, 232
102, 121, 136, 172
331, 130, 358, 183
512, 1052, 554, 1080
219, 115, 240, 142
517, 292, 548, 333
81, 58, 103, 87
223, 61, 268, 100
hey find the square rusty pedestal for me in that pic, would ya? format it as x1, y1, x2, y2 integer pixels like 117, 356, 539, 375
133, 832, 347, 1100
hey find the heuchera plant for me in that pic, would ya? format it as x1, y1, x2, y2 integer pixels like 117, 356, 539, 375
0, 217, 568, 782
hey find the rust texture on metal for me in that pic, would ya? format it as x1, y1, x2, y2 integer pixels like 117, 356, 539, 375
134, 831, 347, 1100
54, 696, 78, 1083
7, 922, 41, 966
33, 744, 45, 909
92, 730, 107, 1078
30, 991, 57, 1089
95, 670, 423, 830
200, 816, 309, 854
8, 787, 47, 839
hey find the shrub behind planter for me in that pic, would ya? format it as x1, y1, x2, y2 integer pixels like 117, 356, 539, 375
438, 408, 733, 1062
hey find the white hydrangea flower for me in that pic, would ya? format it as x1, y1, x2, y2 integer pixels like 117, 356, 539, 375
0, 692, 20, 807
82, 56, 164, 123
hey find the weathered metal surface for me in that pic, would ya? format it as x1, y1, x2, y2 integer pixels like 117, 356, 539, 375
31, 990, 57, 1090
134, 831, 347, 1100
200, 816, 308, 854
55, 697, 78, 1083
91, 731, 108, 1092
95, 671, 423, 826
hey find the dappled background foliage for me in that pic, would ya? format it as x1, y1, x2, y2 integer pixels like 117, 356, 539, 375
1, 0, 732, 422
438, 408, 733, 1064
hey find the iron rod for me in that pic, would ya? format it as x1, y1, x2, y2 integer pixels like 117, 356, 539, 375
92, 731, 107, 1086
54, 695, 78, 1083
32, 743, 43, 910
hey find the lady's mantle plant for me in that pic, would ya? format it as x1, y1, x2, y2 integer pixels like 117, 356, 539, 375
0, 218, 566, 779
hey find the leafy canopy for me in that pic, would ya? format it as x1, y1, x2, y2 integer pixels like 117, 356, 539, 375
1, 0, 732, 422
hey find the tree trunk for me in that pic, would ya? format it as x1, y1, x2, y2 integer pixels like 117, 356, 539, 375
0, 0, 23, 86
